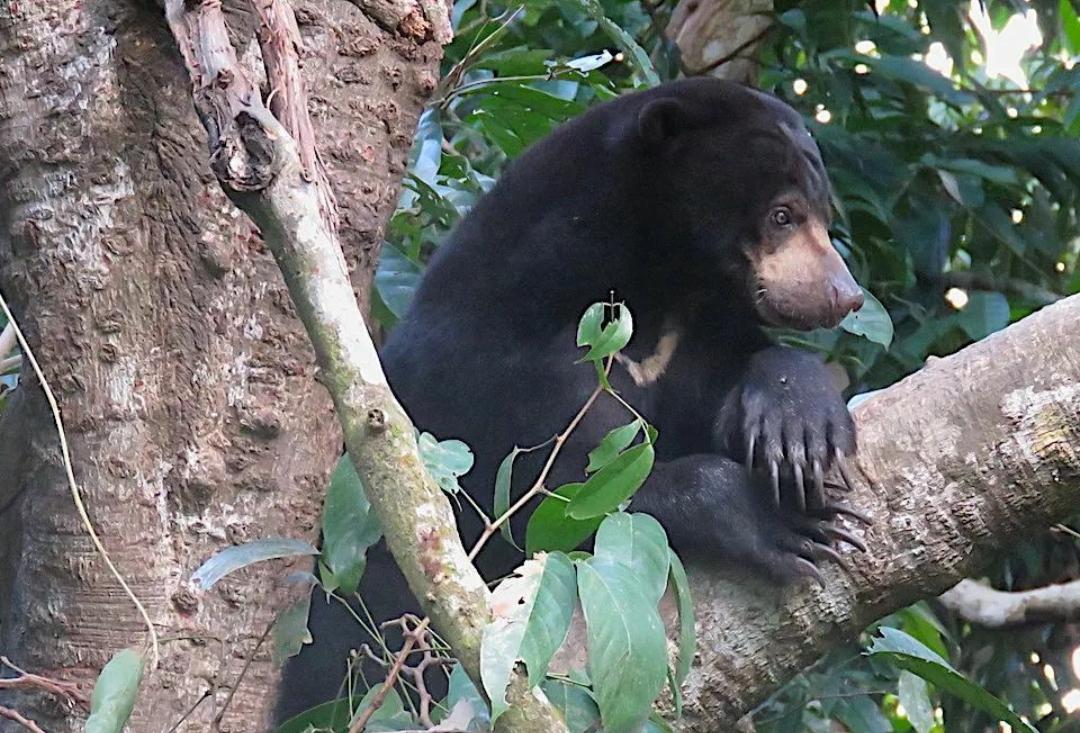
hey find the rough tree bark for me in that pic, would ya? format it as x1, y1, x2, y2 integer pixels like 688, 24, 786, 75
667, 0, 772, 81
0, 0, 440, 730
162, 0, 566, 728
677, 294, 1080, 730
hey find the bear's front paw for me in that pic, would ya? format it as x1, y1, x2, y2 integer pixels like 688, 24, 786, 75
717, 348, 857, 512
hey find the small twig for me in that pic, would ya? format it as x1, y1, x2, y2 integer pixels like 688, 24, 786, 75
1052, 523, 1080, 542
409, 651, 452, 726
212, 622, 272, 730
0, 656, 88, 732
0, 294, 160, 668
166, 689, 213, 733
468, 358, 613, 563
348, 617, 431, 733
0, 657, 88, 707
0, 705, 46, 733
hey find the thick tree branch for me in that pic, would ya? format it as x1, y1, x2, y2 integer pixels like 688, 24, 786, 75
164, 1, 565, 730
677, 295, 1080, 729
939, 578, 1080, 628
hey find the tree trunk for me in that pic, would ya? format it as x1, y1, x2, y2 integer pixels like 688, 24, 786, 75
667, 0, 772, 81
0, 1, 439, 730
677, 295, 1080, 729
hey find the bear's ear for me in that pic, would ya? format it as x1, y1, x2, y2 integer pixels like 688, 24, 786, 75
637, 98, 687, 146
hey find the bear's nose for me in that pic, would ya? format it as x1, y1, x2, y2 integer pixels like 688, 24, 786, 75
830, 281, 864, 319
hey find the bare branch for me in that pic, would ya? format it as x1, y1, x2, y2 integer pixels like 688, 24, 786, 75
939, 578, 1080, 628
0, 705, 47, 733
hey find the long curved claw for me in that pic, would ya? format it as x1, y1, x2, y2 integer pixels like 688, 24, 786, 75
821, 502, 872, 526
823, 479, 851, 493
793, 557, 826, 588
835, 449, 857, 492
796, 522, 831, 545
746, 427, 758, 471
792, 461, 806, 513
769, 459, 780, 507
826, 525, 868, 553
810, 542, 848, 570
810, 458, 826, 510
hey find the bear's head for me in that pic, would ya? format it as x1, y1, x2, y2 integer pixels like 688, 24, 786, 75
633, 78, 863, 330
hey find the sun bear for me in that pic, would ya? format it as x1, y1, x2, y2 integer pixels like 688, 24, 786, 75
277, 77, 867, 720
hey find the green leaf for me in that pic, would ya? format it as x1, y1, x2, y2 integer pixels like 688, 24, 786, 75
1064, 93, 1080, 134
85, 648, 144, 733
566, 443, 655, 519
931, 157, 1020, 186
977, 203, 1028, 256
374, 244, 423, 324
578, 556, 668, 733
577, 303, 605, 350
870, 55, 975, 106
191, 538, 318, 590
833, 694, 893, 733
353, 685, 415, 731
898, 670, 935, 733
587, 420, 642, 473
519, 554, 578, 685
526, 484, 604, 555
595, 15, 661, 87
271, 592, 313, 665
668, 550, 696, 689
593, 513, 670, 604
919, 0, 965, 72
273, 698, 353, 733
1061, 0, 1080, 54
475, 47, 556, 75
577, 302, 634, 362
541, 679, 601, 733
320, 455, 382, 595
481, 553, 578, 721
493, 448, 523, 547
446, 663, 491, 731
418, 432, 474, 494
956, 291, 1010, 340
868, 627, 1037, 733
840, 288, 893, 348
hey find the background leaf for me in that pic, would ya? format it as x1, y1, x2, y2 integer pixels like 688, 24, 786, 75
191, 538, 317, 591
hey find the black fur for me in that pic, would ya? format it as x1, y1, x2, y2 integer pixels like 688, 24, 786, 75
277, 78, 861, 721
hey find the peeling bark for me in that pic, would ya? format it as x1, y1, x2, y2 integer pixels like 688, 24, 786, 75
676, 295, 1080, 729
0, 1, 439, 730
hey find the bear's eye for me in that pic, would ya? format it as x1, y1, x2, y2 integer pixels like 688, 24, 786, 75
769, 207, 793, 227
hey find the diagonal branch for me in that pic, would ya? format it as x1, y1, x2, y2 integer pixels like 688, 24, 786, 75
676, 295, 1080, 729
163, 1, 565, 730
